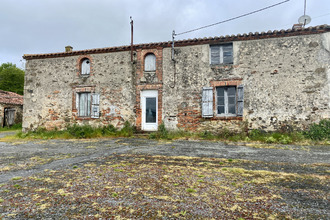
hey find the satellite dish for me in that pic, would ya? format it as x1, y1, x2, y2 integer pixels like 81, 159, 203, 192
298, 15, 311, 26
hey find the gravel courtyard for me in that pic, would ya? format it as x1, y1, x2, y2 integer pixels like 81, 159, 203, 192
0, 135, 329, 219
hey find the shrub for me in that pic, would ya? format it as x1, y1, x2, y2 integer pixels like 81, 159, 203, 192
117, 121, 135, 137
305, 119, 330, 141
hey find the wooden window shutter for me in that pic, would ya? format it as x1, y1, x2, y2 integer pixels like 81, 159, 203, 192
223, 44, 233, 64
210, 46, 220, 64
237, 85, 244, 116
91, 93, 100, 118
202, 87, 213, 117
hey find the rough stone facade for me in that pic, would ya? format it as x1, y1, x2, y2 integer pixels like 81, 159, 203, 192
23, 25, 330, 132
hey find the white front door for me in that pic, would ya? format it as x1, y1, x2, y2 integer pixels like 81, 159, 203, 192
141, 90, 158, 131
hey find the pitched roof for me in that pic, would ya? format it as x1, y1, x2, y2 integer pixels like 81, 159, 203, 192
0, 90, 23, 105
23, 24, 330, 60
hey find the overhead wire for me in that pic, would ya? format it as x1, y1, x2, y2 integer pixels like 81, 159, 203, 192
175, 0, 290, 36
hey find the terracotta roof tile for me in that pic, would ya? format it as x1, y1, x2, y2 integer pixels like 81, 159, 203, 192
23, 25, 330, 60
0, 90, 23, 105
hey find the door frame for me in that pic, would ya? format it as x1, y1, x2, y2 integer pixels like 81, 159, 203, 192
141, 90, 158, 131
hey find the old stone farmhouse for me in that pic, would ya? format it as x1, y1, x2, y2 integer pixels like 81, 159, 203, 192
23, 25, 330, 132
0, 90, 23, 127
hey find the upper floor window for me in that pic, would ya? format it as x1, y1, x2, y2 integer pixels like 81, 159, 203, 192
210, 44, 233, 65
144, 53, 156, 71
81, 58, 91, 75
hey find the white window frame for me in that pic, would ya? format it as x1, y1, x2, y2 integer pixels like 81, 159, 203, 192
210, 44, 233, 65
216, 86, 236, 117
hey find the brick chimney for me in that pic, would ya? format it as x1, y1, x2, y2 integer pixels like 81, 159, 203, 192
292, 24, 303, 30
65, 46, 73, 52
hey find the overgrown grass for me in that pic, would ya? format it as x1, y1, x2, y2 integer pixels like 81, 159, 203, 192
149, 120, 330, 145
13, 120, 330, 145
16, 122, 136, 139
0, 123, 22, 132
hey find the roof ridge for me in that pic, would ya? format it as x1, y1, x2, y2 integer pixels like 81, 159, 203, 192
23, 24, 330, 60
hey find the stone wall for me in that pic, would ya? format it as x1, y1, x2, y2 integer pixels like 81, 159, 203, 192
23, 51, 135, 131
23, 31, 330, 132
162, 33, 330, 132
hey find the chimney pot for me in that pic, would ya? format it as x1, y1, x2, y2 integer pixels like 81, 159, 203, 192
292, 24, 303, 30
65, 46, 73, 52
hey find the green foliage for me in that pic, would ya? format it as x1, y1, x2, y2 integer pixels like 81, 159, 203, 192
0, 63, 24, 95
304, 119, 330, 141
148, 123, 170, 139
117, 121, 135, 137
17, 122, 135, 139
0, 123, 22, 132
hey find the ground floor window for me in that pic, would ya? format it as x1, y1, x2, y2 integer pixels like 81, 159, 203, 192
202, 84, 243, 118
76, 92, 99, 118
78, 93, 91, 117
217, 86, 236, 116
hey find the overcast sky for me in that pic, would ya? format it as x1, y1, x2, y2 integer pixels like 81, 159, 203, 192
1, 0, 329, 69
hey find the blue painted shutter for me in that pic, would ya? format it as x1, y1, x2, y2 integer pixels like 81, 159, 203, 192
237, 85, 244, 116
202, 87, 213, 117
91, 93, 100, 118
223, 44, 233, 64
210, 46, 220, 64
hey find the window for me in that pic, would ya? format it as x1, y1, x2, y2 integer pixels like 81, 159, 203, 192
144, 54, 156, 71
81, 58, 90, 75
202, 85, 243, 118
217, 87, 236, 116
76, 92, 99, 118
210, 44, 233, 65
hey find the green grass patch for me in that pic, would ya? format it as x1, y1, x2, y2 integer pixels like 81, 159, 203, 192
0, 123, 22, 132
16, 122, 135, 140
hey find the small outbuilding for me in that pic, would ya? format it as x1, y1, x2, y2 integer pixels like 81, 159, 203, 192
0, 90, 23, 127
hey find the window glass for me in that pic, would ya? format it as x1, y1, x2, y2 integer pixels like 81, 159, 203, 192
210, 44, 233, 65
217, 86, 236, 115
146, 97, 157, 123
144, 54, 156, 71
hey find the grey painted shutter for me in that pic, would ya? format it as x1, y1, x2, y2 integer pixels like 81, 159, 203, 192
210, 46, 220, 64
237, 85, 244, 116
223, 44, 233, 64
202, 87, 213, 117
91, 93, 100, 118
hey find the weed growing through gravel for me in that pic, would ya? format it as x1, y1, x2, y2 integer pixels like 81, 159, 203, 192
0, 154, 328, 219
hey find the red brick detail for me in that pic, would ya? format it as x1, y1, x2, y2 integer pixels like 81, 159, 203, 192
135, 47, 163, 131
177, 109, 202, 131
135, 84, 163, 131
136, 48, 163, 83
210, 79, 243, 121
76, 55, 94, 77
72, 86, 95, 120
210, 79, 243, 87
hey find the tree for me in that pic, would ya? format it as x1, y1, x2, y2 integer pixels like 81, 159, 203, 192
0, 63, 25, 95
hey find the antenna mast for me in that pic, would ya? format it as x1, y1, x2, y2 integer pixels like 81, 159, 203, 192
130, 16, 134, 62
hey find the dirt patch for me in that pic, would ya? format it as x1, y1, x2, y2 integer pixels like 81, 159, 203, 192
0, 136, 329, 219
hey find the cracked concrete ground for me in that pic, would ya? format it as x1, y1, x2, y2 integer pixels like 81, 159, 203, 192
0, 134, 329, 184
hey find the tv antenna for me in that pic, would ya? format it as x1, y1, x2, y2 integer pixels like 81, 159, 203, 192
298, 0, 311, 26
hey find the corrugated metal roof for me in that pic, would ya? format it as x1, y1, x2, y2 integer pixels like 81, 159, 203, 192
23, 25, 330, 60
